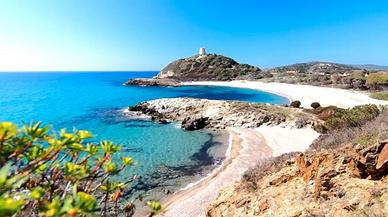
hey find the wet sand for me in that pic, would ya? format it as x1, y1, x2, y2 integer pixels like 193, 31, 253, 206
159, 128, 273, 217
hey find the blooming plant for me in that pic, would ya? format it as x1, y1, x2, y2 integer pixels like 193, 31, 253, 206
0, 121, 161, 216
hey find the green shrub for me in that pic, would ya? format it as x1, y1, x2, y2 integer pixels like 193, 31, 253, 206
314, 104, 380, 133
309, 110, 388, 151
366, 72, 388, 90
370, 91, 388, 101
310, 102, 321, 109
290, 101, 301, 108
366, 72, 388, 85
0, 121, 160, 217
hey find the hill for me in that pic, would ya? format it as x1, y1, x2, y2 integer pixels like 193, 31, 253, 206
351, 64, 388, 71
157, 54, 269, 81
265, 61, 360, 75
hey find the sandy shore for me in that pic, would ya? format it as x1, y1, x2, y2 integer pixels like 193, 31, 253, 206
159, 127, 319, 217
182, 80, 388, 108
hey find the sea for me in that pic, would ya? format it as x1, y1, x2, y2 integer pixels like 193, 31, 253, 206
0, 71, 289, 204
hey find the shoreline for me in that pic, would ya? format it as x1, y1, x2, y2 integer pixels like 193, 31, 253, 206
181, 80, 388, 108
159, 126, 319, 217
159, 128, 271, 217
131, 129, 229, 217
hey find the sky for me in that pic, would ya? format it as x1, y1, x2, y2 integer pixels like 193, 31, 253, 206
0, 0, 388, 71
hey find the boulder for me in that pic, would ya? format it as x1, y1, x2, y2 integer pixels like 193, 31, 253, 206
290, 100, 301, 108
182, 117, 209, 131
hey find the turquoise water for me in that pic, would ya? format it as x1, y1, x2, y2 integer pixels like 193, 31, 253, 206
0, 72, 288, 185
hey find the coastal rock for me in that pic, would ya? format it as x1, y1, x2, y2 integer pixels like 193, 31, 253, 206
128, 98, 318, 130
124, 78, 180, 87
182, 117, 209, 131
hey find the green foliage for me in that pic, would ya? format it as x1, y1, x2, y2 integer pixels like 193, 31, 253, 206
370, 91, 388, 101
0, 121, 148, 217
147, 200, 162, 214
310, 102, 321, 109
366, 72, 388, 85
314, 104, 380, 133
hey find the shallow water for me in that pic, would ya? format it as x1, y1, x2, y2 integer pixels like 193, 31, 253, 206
0, 71, 288, 199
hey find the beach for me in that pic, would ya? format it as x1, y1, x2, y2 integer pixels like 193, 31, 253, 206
160, 126, 319, 217
182, 80, 388, 108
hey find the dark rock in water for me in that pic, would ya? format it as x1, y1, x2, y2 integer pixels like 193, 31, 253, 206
182, 117, 209, 131
157, 119, 168, 124
124, 78, 180, 87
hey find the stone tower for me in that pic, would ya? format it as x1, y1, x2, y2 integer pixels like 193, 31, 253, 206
199, 47, 206, 56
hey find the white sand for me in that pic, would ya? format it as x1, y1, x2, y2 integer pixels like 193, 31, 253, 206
256, 125, 320, 157
182, 80, 388, 108
159, 127, 319, 217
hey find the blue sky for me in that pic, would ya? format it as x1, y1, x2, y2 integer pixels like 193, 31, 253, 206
0, 0, 388, 71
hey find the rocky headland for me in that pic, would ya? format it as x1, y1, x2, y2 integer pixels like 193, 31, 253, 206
128, 98, 318, 131
124, 54, 270, 86
124, 78, 181, 87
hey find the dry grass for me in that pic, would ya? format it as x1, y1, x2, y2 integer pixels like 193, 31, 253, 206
242, 152, 299, 190
309, 109, 388, 151
370, 91, 388, 101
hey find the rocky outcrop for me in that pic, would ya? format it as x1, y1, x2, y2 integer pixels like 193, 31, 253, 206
123, 78, 181, 87
182, 117, 209, 131
206, 140, 388, 217
128, 98, 318, 130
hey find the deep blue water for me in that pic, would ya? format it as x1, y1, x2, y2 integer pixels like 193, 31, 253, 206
0, 72, 288, 178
